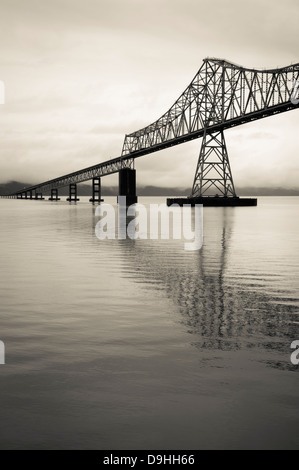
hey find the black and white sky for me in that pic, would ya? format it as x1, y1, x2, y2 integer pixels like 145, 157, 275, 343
0, 0, 298, 189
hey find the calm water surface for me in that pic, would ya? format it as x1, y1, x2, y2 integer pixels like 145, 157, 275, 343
0, 196, 298, 449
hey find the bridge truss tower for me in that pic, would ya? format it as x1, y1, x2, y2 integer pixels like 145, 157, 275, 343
121, 58, 299, 203
191, 130, 236, 197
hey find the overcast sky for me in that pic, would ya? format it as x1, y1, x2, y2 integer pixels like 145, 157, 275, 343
0, 0, 298, 189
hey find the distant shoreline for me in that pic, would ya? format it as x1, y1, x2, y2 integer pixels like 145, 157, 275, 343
1, 181, 299, 197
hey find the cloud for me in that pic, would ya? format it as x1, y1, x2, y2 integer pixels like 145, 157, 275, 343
0, 0, 298, 189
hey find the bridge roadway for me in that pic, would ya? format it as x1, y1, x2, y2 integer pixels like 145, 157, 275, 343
1, 58, 299, 202
3, 100, 297, 200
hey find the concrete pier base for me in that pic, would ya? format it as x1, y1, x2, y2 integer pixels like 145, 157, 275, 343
48, 188, 60, 201
34, 192, 45, 200
117, 168, 137, 206
166, 196, 257, 207
89, 177, 104, 203
66, 184, 80, 202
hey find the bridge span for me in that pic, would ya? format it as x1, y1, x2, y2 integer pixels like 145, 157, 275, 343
2, 58, 299, 205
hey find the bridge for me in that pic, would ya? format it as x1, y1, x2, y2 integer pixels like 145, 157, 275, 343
2, 58, 299, 205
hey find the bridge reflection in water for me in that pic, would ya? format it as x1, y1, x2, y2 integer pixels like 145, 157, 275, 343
109, 205, 298, 369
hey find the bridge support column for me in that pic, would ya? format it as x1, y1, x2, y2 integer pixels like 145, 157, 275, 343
25, 190, 33, 199
89, 177, 103, 203
191, 130, 236, 198
167, 129, 257, 206
117, 168, 137, 206
49, 188, 60, 201
66, 183, 80, 202
35, 192, 45, 200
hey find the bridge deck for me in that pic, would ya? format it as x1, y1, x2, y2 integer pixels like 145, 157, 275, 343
1, 57, 299, 198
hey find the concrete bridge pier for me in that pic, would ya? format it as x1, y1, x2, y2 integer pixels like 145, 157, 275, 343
66, 183, 80, 202
35, 192, 45, 200
49, 188, 60, 201
117, 168, 137, 206
89, 177, 104, 203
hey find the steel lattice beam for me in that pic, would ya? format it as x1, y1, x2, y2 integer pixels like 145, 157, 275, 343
122, 59, 299, 156
6, 157, 135, 197
3, 58, 299, 198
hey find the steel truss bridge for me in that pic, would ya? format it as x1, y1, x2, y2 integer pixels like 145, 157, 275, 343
2, 58, 299, 201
